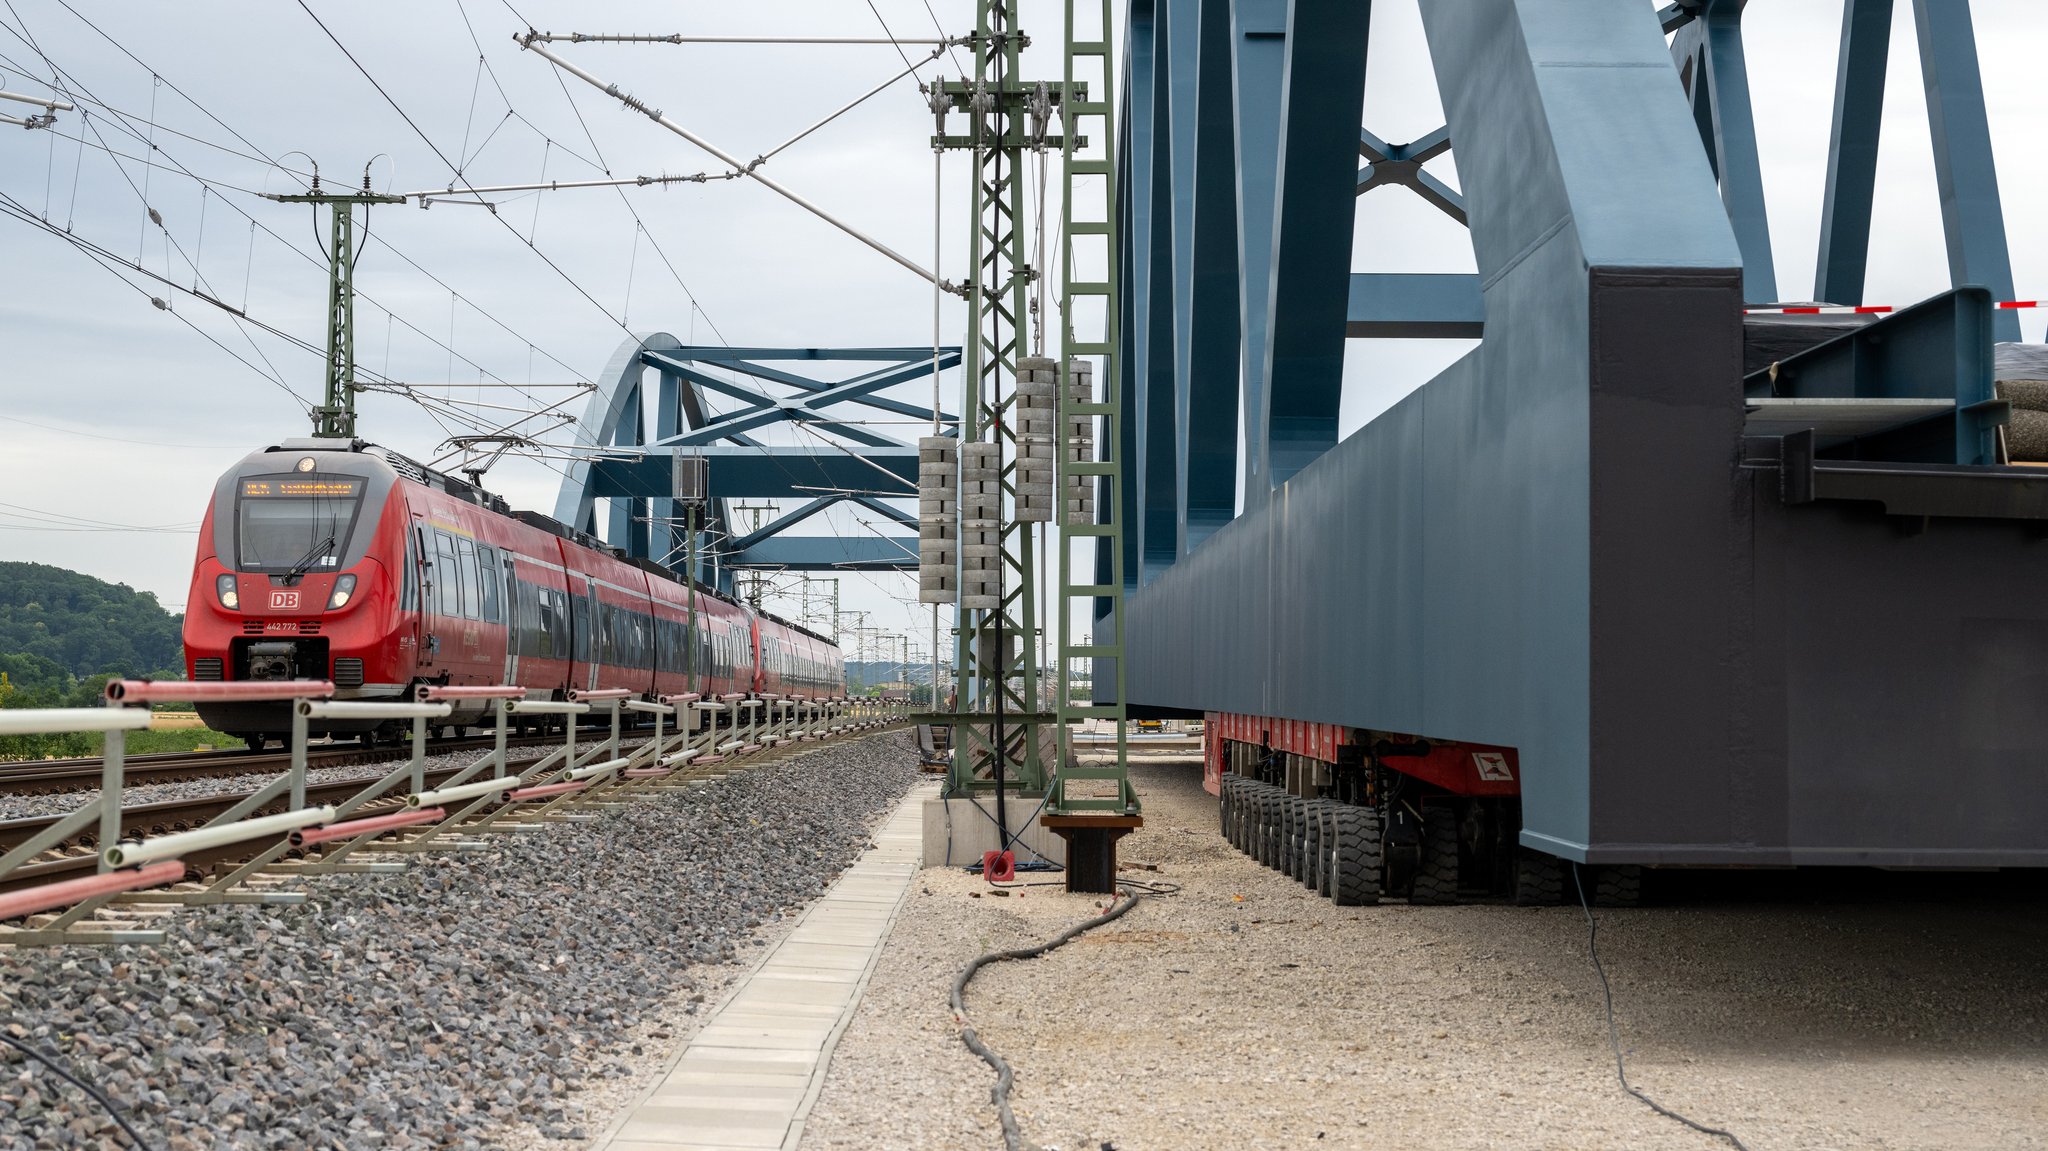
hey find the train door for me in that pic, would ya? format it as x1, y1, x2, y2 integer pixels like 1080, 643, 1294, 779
501, 552, 520, 687
568, 575, 600, 692
408, 514, 436, 674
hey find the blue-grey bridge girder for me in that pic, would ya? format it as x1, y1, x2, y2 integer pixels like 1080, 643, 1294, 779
1114, 0, 2048, 868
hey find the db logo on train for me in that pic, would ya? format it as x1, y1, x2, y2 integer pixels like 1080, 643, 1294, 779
269, 590, 300, 610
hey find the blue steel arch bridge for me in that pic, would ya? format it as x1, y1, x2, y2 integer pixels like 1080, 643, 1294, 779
553, 333, 960, 594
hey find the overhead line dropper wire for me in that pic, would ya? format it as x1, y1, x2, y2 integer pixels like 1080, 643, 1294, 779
0, 31, 589, 408
516, 34, 941, 287
295, 0, 640, 344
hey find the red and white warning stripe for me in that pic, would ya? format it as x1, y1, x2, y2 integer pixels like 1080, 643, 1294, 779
1744, 300, 2047, 315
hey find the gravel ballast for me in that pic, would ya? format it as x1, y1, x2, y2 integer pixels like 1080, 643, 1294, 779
801, 757, 2048, 1150
0, 730, 920, 1150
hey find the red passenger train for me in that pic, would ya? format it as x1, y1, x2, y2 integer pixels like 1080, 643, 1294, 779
182, 438, 844, 745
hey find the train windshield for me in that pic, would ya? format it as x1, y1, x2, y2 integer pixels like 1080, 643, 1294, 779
234, 475, 365, 573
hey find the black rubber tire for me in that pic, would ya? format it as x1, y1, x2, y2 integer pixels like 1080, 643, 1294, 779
1245, 782, 1261, 856
1594, 865, 1644, 907
1218, 776, 1234, 838
1262, 791, 1284, 870
1245, 785, 1269, 856
1513, 849, 1565, 906
1281, 796, 1305, 877
1230, 778, 1249, 844
1228, 779, 1251, 850
1409, 804, 1460, 905
1327, 804, 1383, 906
1300, 800, 1328, 891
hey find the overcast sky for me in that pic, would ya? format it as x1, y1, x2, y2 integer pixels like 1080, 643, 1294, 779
1, 0, 2044, 667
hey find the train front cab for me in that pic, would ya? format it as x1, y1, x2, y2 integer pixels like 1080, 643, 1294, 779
1208, 711, 1644, 907
183, 443, 415, 743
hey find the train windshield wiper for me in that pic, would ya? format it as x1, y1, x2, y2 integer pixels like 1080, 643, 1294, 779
283, 534, 336, 582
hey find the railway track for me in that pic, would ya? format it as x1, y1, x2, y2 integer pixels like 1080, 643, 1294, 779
0, 751, 566, 897
0, 724, 881, 898
0, 732, 601, 796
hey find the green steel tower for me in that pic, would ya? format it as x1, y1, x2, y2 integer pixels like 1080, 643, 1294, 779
932, 0, 1134, 889
265, 174, 403, 440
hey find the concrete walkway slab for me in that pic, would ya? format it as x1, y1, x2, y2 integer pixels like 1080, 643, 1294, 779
593, 781, 936, 1151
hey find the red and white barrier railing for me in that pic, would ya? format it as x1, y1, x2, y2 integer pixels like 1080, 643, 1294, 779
0, 676, 905, 945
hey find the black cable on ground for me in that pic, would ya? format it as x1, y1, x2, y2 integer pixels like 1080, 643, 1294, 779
0, 1029, 156, 1150
950, 884, 1154, 1151
1572, 865, 1749, 1151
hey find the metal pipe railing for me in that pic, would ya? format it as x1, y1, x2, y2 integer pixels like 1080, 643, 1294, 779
106, 805, 337, 868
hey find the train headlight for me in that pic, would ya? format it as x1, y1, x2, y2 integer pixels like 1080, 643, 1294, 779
215, 573, 239, 610
296, 456, 317, 473
327, 573, 358, 610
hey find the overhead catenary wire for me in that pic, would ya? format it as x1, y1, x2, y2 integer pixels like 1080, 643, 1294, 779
516, 33, 945, 287
0, 25, 594, 426
523, 32, 955, 46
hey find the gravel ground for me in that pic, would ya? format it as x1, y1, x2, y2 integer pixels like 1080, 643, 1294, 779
0, 730, 920, 1150
801, 756, 2048, 1151
0, 738, 658, 823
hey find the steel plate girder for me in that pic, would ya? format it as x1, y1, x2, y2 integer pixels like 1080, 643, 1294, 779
1123, 0, 1745, 860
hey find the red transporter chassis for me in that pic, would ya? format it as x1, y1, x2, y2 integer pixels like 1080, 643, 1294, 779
1203, 711, 1522, 799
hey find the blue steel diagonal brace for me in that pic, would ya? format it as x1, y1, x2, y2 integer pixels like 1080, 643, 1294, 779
1258, 0, 1371, 493
1815, 0, 1893, 305
1174, 0, 1244, 556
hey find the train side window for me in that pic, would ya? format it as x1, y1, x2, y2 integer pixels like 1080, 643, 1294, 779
478, 546, 502, 623
536, 588, 555, 658
572, 592, 590, 663
455, 538, 481, 620
400, 529, 419, 611
433, 531, 461, 617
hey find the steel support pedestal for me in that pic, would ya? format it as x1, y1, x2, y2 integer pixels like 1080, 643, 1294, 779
1041, 813, 1142, 893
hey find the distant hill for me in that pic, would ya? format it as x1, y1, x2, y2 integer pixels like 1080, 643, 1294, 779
0, 561, 184, 683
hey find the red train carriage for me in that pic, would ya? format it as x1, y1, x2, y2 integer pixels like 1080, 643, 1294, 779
183, 438, 844, 745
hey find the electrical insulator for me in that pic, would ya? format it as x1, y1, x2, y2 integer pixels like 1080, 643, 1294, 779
917, 436, 957, 604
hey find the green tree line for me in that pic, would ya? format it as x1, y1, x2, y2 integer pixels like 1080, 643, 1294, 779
0, 562, 188, 758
